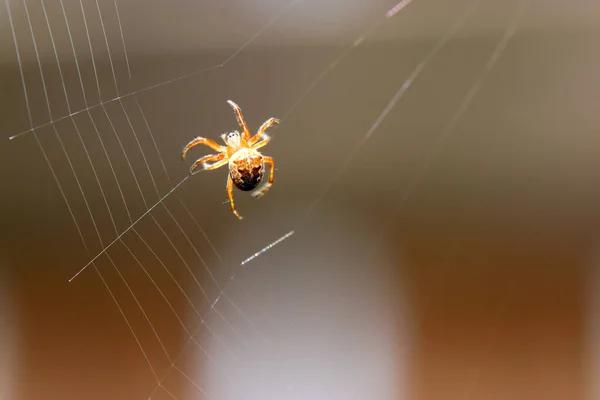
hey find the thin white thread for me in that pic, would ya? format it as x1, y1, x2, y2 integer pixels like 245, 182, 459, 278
299, 0, 482, 224
386, 0, 413, 18
112, 0, 132, 78
113, 240, 173, 362
120, 234, 241, 380
22, 0, 51, 119
240, 231, 295, 266
58, 0, 124, 237
172, 365, 213, 399
78, 0, 103, 99
94, 0, 120, 96
60, 0, 134, 236
69, 176, 189, 281
58, 0, 88, 106
27, 0, 118, 246
156, 204, 250, 347
130, 228, 241, 368
357, 0, 532, 384
6, 0, 33, 126
369, 0, 531, 253
101, 254, 161, 381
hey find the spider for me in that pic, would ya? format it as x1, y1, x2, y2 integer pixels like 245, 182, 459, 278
182, 100, 279, 220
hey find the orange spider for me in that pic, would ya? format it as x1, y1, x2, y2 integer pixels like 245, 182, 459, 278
182, 100, 279, 220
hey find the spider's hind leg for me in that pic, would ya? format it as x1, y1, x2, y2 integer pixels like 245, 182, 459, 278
251, 156, 275, 199
227, 175, 243, 220
189, 153, 226, 175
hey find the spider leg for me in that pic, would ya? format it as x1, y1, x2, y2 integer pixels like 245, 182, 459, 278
227, 175, 243, 220
182, 137, 226, 160
189, 153, 225, 175
251, 156, 275, 199
227, 100, 251, 141
249, 117, 280, 146
204, 158, 228, 171
251, 135, 271, 151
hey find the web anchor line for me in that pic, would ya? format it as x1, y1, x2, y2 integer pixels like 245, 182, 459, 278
68, 175, 189, 282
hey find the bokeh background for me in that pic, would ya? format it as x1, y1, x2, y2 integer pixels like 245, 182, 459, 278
1, 0, 599, 399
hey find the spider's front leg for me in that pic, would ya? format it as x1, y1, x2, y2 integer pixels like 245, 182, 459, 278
249, 117, 280, 148
251, 156, 275, 199
189, 153, 226, 175
226, 175, 243, 220
182, 137, 225, 160
227, 100, 251, 141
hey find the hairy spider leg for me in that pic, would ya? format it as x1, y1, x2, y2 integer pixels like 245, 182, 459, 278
252, 136, 271, 151
251, 156, 275, 199
227, 175, 243, 219
227, 100, 251, 141
204, 158, 228, 170
190, 153, 225, 175
182, 136, 226, 160
249, 117, 280, 146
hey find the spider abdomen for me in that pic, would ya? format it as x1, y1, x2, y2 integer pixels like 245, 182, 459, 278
229, 149, 264, 191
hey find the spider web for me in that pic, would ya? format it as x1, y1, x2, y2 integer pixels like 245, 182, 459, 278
3, 0, 535, 398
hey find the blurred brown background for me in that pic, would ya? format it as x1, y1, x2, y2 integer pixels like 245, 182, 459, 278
1, 0, 599, 399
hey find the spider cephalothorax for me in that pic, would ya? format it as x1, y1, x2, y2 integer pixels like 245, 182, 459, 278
181, 100, 279, 220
